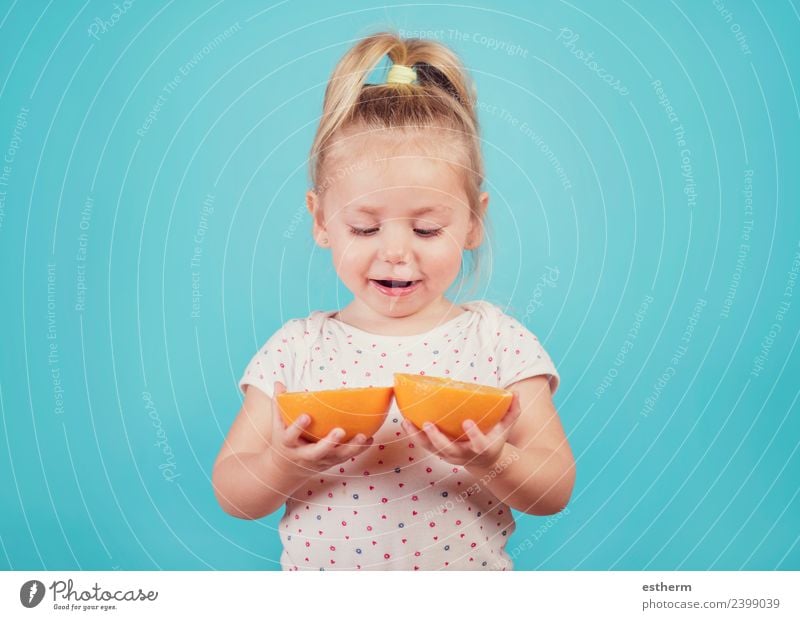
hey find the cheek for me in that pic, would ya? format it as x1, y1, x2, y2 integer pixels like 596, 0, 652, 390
330, 241, 370, 271
423, 240, 464, 273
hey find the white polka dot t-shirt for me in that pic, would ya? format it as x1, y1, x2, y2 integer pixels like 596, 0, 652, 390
238, 300, 560, 571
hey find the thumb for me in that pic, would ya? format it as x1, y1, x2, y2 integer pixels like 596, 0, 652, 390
504, 392, 522, 423
274, 381, 286, 396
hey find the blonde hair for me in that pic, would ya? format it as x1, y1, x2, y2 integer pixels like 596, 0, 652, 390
309, 31, 489, 298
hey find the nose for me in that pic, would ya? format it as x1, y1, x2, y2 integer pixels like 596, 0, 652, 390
382, 244, 409, 264
379, 227, 412, 264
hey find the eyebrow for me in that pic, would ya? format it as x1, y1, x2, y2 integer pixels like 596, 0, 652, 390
348, 205, 453, 215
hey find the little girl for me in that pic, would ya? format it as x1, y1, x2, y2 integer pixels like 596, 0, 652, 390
213, 32, 576, 571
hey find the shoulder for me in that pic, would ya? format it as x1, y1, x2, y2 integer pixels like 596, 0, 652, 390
462, 300, 529, 335
256, 310, 330, 352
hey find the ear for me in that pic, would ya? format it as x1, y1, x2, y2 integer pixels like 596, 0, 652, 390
465, 192, 489, 250
306, 190, 328, 247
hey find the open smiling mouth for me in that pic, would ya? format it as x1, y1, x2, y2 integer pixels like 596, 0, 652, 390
371, 279, 419, 289
369, 279, 423, 296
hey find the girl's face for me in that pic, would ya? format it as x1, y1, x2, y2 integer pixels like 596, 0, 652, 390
308, 138, 487, 323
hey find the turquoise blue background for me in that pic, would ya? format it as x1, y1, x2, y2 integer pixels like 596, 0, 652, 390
1, 0, 798, 570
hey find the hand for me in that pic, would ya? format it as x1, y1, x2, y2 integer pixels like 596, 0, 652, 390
400, 392, 522, 470
269, 381, 375, 476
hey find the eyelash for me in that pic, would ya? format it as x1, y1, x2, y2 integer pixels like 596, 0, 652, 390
348, 227, 443, 238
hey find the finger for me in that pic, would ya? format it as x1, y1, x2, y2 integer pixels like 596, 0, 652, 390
488, 393, 522, 440
400, 420, 429, 451
335, 434, 375, 460
462, 419, 489, 453
402, 420, 440, 450
282, 413, 311, 445
303, 427, 346, 460
401, 419, 426, 441
402, 420, 437, 454
422, 421, 457, 456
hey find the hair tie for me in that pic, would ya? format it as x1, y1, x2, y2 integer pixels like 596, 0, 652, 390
386, 64, 417, 85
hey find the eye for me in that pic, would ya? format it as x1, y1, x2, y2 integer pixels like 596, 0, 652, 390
414, 228, 443, 237
349, 227, 379, 236
348, 227, 443, 238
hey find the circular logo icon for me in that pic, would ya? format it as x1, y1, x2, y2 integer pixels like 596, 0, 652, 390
20, 580, 45, 608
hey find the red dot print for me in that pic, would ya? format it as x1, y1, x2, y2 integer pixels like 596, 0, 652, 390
384, 553, 391, 559
429, 522, 436, 527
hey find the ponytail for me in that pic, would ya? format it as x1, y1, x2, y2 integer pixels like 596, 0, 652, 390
310, 31, 483, 207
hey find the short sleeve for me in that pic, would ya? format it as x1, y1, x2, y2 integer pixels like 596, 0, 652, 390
495, 312, 560, 396
238, 321, 300, 399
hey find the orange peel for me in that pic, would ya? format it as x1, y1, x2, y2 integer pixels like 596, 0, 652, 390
393, 373, 513, 440
275, 386, 393, 442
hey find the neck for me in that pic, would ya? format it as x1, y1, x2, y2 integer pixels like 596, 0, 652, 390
335, 298, 463, 336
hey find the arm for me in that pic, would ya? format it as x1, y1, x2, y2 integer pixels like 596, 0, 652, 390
464, 375, 576, 515
212, 385, 312, 520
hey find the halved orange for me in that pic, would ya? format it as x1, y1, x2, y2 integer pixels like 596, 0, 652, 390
393, 373, 513, 440
275, 386, 393, 442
